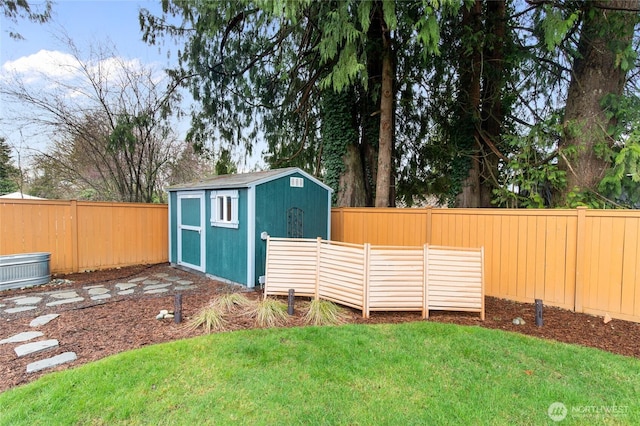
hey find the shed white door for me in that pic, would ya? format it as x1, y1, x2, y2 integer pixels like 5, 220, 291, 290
177, 192, 205, 272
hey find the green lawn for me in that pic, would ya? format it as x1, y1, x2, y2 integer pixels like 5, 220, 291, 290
1, 322, 638, 425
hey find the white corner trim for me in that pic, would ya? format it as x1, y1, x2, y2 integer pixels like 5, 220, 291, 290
246, 186, 256, 288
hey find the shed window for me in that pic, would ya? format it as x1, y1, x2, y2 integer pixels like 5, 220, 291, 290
211, 190, 239, 229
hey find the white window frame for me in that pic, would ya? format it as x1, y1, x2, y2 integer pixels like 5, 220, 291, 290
211, 190, 239, 229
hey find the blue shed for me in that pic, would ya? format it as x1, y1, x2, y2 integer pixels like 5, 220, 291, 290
167, 167, 332, 287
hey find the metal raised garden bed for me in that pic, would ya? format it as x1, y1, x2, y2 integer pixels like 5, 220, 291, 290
0, 252, 51, 291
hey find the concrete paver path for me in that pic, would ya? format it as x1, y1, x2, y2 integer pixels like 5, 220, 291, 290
0, 272, 199, 374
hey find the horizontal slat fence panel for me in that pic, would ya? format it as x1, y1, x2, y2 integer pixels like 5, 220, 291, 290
264, 237, 484, 319
426, 246, 484, 319
264, 237, 319, 297
318, 241, 365, 310
368, 247, 424, 312
1, 199, 168, 273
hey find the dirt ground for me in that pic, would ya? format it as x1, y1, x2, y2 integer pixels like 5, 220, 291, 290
1, 263, 639, 393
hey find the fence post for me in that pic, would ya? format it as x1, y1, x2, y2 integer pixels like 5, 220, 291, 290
263, 236, 270, 298
70, 200, 79, 273
422, 244, 429, 319
363, 243, 370, 318
480, 247, 485, 320
574, 206, 587, 313
315, 237, 321, 300
425, 207, 432, 245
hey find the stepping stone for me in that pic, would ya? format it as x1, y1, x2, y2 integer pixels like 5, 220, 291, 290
143, 283, 171, 291
46, 297, 84, 307
0, 303, 4, 308
117, 289, 135, 295
87, 287, 110, 295
144, 289, 169, 294
142, 279, 160, 285
27, 352, 77, 373
129, 277, 148, 283
49, 291, 79, 299
83, 284, 106, 290
14, 296, 43, 305
163, 276, 180, 282
115, 283, 137, 291
4, 295, 28, 301
0, 331, 44, 344
176, 280, 193, 285
15, 339, 59, 357
153, 273, 169, 278
5, 306, 38, 314
91, 294, 111, 301
30, 314, 60, 327
175, 285, 197, 291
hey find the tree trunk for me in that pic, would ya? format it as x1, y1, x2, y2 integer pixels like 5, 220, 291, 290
361, 5, 384, 207
321, 88, 366, 206
455, 0, 483, 208
457, 157, 482, 208
374, 23, 395, 207
557, 0, 639, 205
337, 143, 367, 206
478, 0, 506, 207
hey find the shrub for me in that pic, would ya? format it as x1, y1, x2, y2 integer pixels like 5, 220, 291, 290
247, 298, 289, 328
185, 302, 227, 333
215, 292, 253, 311
303, 299, 348, 326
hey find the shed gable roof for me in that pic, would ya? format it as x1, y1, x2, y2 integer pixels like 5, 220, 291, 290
167, 167, 332, 192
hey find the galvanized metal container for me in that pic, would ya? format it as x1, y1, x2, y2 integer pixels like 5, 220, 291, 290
0, 253, 51, 291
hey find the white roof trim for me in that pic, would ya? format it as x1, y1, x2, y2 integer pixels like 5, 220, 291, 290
167, 167, 333, 193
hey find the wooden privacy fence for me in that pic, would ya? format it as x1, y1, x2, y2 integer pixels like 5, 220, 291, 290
264, 237, 485, 319
0, 199, 168, 274
331, 207, 640, 323
4, 199, 640, 324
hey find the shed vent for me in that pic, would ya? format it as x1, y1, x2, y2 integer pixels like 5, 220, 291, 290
290, 177, 304, 188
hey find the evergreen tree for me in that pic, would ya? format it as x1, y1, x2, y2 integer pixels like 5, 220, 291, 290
0, 137, 19, 195
1, 0, 51, 39
557, 0, 640, 206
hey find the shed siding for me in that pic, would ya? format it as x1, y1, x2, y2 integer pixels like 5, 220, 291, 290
254, 172, 329, 285
205, 189, 248, 285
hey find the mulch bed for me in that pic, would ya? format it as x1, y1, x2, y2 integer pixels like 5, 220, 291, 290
1, 263, 639, 393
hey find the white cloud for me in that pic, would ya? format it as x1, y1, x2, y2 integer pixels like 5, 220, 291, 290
90, 56, 143, 78
1, 50, 161, 87
2, 50, 81, 83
